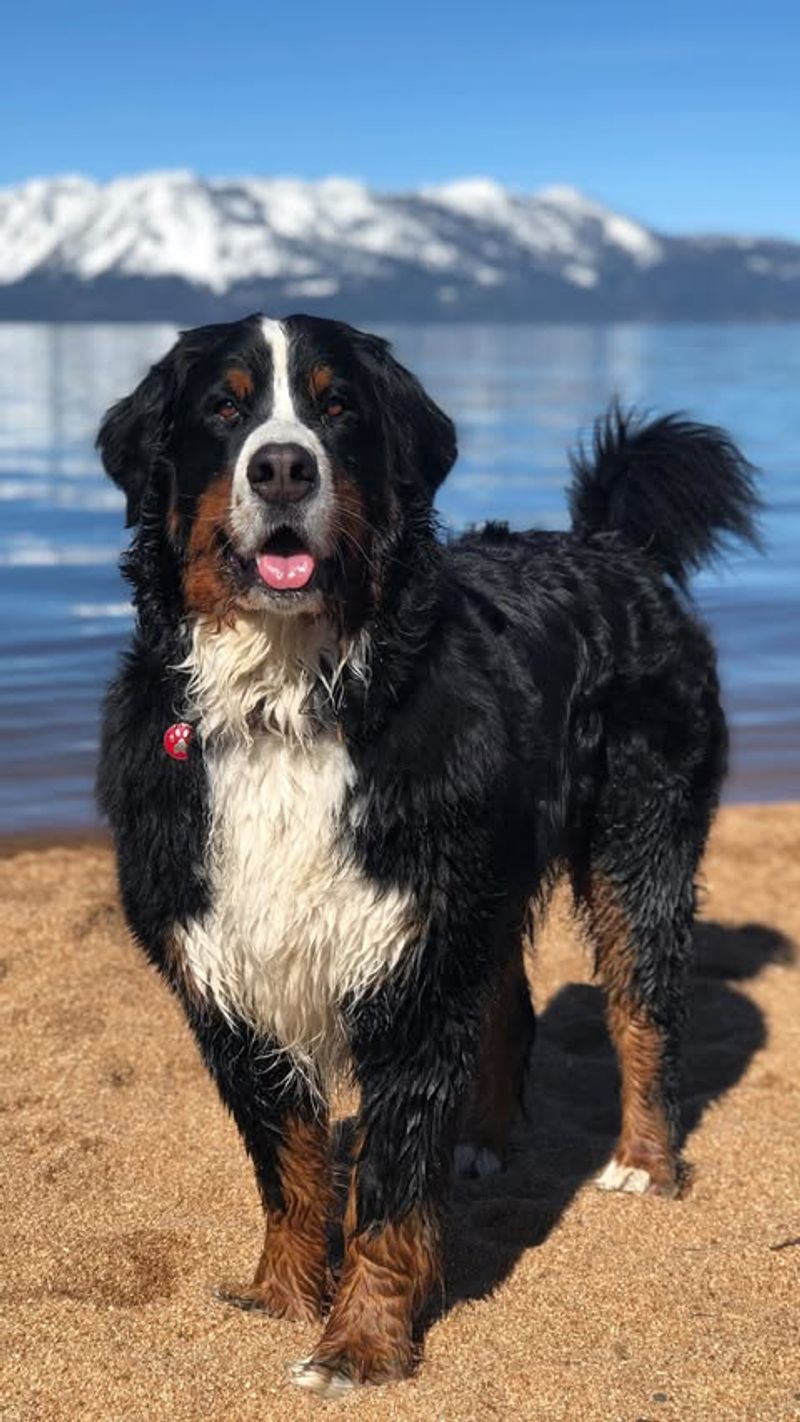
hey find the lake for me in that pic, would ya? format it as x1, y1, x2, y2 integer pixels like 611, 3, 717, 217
0, 321, 798, 835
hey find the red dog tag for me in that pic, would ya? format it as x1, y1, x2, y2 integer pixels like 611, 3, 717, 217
163, 722, 193, 760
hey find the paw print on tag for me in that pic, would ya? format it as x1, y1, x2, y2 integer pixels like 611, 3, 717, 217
163, 722, 193, 761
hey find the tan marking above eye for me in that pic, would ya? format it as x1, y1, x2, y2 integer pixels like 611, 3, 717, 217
225, 367, 254, 400
309, 364, 333, 398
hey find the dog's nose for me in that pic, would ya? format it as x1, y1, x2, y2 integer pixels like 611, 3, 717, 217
246, 443, 319, 504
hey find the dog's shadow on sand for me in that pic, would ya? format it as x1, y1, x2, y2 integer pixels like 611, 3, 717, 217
426, 918, 794, 1325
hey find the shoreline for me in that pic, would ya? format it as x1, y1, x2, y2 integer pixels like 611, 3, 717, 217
0, 825, 111, 859
1, 799, 796, 857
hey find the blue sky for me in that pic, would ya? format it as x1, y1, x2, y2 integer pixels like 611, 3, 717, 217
3, 0, 798, 237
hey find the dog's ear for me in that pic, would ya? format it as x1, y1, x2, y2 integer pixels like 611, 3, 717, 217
355, 331, 457, 495
97, 351, 177, 526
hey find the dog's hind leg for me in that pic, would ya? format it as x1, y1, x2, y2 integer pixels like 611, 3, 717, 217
584, 873, 690, 1197
455, 945, 535, 1178
578, 771, 714, 1198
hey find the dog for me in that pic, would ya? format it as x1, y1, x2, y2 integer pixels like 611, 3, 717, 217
97, 313, 759, 1396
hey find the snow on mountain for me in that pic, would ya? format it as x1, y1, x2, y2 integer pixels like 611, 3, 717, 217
424, 179, 663, 275
0, 171, 662, 291
0, 171, 798, 320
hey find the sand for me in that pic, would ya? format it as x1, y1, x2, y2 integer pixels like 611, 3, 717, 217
1, 804, 798, 1422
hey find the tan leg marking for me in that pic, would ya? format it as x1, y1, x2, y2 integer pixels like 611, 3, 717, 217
217, 1117, 332, 1322
588, 879, 681, 1197
289, 1167, 439, 1395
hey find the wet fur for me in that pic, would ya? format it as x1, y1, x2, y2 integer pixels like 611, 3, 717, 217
96, 314, 760, 1389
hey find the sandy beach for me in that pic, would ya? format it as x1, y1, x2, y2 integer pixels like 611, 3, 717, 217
2, 803, 798, 1422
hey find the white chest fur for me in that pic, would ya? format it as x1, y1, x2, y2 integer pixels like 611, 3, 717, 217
175, 630, 416, 1080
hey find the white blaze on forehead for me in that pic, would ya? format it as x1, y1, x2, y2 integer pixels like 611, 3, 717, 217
253, 316, 322, 448
261, 316, 295, 422
229, 317, 333, 555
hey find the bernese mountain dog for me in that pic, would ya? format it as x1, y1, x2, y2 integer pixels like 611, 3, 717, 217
97, 313, 759, 1396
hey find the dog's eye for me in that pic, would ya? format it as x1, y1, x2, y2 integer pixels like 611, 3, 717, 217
215, 398, 239, 423
324, 398, 345, 420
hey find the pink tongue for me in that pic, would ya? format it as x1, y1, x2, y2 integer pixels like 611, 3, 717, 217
256, 551, 315, 590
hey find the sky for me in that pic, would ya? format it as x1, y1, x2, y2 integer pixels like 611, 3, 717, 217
3, 0, 799, 238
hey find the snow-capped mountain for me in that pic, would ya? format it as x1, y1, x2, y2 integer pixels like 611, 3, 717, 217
1, 171, 799, 321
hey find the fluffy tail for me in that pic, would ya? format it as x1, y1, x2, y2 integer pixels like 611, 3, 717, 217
569, 404, 761, 587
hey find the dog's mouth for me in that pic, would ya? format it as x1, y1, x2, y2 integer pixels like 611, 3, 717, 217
223, 522, 330, 613
255, 527, 317, 592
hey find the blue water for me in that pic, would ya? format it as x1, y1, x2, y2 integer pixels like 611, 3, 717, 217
0, 322, 798, 834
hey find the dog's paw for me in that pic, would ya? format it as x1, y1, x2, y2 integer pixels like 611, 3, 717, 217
595, 1155, 684, 1199
288, 1356, 357, 1399
288, 1343, 411, 1396
453, 1143, 503, 1179
213, 1281, 322, 1323
287, 1318, 414, 1394
595, 1157, 654, 1194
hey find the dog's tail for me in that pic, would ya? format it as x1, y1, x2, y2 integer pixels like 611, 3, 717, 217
568, 403, 761, 587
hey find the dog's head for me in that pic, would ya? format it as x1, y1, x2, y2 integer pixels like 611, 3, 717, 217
98, 314, 456, 624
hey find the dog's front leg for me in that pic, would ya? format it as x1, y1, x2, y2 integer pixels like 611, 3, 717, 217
189, 1010, 332, 1323
290, 971, 484, 1395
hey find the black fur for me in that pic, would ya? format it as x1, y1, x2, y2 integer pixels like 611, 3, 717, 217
569, 402, 761, 587
96, 314, 760, 1382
